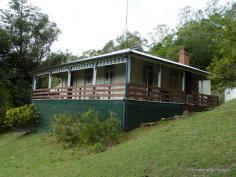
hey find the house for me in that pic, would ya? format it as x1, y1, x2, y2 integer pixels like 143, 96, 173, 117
32, 48, 218, 130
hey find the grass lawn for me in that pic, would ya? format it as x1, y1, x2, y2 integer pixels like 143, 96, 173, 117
0, 99, 236, 177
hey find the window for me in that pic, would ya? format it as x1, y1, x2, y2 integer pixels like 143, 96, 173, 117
105, 65, 115, 83
85, 69, 93, 84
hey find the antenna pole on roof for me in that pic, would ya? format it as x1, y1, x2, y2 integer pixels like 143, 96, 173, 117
125, 0, 128, 48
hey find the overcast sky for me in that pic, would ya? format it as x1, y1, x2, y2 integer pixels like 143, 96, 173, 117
0, 0, 232, 55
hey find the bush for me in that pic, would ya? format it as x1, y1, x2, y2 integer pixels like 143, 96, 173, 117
90, 143, 106, 153
103, 112, 121, 145
52, 109, 121, 149
4, 104, 39, 133
52, 116, 80, 147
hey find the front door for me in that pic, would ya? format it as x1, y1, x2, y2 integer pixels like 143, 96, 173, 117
105, 65, 115, 84
144, 64, 154, 99
84, 69, 93, 86
144, 64, 154, 87
70, 73, 74, 86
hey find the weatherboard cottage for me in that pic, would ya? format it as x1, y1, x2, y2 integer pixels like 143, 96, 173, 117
32, 48, 218, 130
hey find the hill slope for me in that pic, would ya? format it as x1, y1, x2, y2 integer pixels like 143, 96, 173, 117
0, 100, 236, 177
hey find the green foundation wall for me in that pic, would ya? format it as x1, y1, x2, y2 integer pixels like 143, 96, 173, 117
32, 99, 184, 131
125, 100, 183, 130
32, 100, 125, 131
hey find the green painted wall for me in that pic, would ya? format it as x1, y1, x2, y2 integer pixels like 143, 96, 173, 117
32, 100, 125, 131
32, 99, 184, 131
125, 100, 183, 130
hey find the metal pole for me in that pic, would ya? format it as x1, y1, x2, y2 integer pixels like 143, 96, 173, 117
33, 75, 37, 90
126, 57, 131, 83
201, 78, 204, 94
125, 0, 129, 48
92, 63, 97, 86
48, 72, 52, 89
67, 70, 71, 87
124, 54, 131, 130
158, 65, 162, 88
182, 71, 185, 92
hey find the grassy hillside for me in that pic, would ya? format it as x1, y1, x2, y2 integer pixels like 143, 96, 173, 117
0, 100, 236, 177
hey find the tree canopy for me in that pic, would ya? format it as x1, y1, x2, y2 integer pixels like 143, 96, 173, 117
149, 0, 236, 88
0, 0, 60, 105
78, 31, 148, 59
207, 2, 236, 88
39, 51, 78, 69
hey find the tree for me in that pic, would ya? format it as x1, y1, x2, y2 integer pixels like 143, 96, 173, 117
40, 51, 78, 69
178, 6, 195, 26
0, 0, 60, 105
149, 0, 231, 70
0, 28, 10, 61
78, 31, 148, 59
78, 49, 102, 59
208, 2, 236, 88
175, 19, 219, 69
102, 40, 115, 53
148, 25, 170, 46
150, 33, 180, 62
151, 21, 219, 69
115, 31, 148, 50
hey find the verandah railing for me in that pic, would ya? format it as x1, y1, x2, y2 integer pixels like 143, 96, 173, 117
32, 82, 218, 107
127, 83, 185, 103
186, 93, 219, 107
127, 83, 218, 107
32, 82, 126, 100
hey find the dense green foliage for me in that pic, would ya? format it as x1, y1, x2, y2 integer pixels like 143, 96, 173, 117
4, 104, 39, 133
52, 109, 120, 149
149, 1, 236, 87
0, 99, 235, 176
207, 3, 236, 88
79, 31, 147, 59
0, 0, 60, 106
52, 116, 81, 147
150, 3, 216, 68
39, 51, 79, 70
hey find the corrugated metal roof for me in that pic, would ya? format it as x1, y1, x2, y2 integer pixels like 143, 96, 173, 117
130, 49, 209, 74
36, 48, 209, 75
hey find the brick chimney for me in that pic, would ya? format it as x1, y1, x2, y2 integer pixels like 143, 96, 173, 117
179, 48, 189, 65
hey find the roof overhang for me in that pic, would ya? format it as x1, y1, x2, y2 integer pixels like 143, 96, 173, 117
34, 48, 209, 76
129, 50, 209, 76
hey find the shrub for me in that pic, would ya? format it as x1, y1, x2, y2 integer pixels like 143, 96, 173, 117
52, 109, 121, 149
78, 109, 107, 145
103, 112, 121, 145
52, 116, 80, 147
4, 104, 39, 133
90, 143, 106, 153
